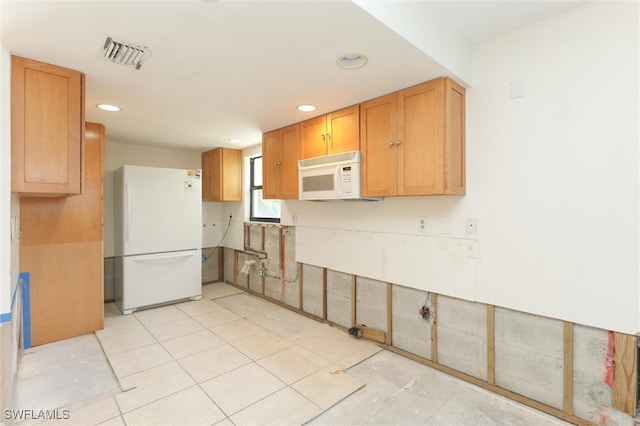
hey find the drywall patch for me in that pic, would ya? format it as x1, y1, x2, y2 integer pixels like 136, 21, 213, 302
302, 264, 324, 318
356, 277, 387, 333
495, 308, 563, 410
437, 295, 487, 380
392, 285, 431, 360
327, 270, 352, 328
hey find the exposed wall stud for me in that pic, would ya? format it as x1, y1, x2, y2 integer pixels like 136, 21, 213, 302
279, 227, 285, 297
563, 322, 574, 415
430, 293, 438, 363
488, 305, 496, 385
298, 263, 304, 310
386, 282, 392, 346
322, 268, 327, 321
233, 250, 239, 285
612, 332, 638, 415
218, 246, 224, 282
351, 275, 357, 326
220, 239, 618, 426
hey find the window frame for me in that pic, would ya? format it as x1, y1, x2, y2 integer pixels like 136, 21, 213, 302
249, 155, 280, 223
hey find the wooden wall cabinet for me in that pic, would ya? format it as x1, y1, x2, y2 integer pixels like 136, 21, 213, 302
300, 105, 359, 159
11, 55, 85, 196
360, 77, 465, 196
20, 122, 105, 346
202, 147, 242, 201
262, 123, 300, 199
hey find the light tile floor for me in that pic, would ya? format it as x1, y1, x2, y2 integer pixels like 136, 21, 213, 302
13, 282, 571, 426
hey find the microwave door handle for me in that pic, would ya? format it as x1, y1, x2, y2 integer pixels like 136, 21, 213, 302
335, 166, 343, 197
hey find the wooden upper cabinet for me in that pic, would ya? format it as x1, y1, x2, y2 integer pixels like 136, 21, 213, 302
11, 55, 85, 196
360, 93, 398, 197
262, 129, 281, 200
201, 147, 242, 201
262, 123, 300, 199
300, 105, 359, 159
361, 77, 465, 196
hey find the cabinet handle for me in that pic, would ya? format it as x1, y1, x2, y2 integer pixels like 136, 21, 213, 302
389, 141, 395, 147
395, 140, 402, 146
275, 161, 281, 166
326, 133, 331, 143
321, 134, 325, 141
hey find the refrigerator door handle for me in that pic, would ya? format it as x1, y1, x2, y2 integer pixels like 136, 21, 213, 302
132, 251, 197, 262
125, 183, 132, 243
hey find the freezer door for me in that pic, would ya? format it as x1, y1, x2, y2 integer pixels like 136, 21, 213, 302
118, 165, 202, 256
117, 249, 202, 313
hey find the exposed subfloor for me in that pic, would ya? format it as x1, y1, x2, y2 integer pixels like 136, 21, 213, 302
12, 282, 571, 425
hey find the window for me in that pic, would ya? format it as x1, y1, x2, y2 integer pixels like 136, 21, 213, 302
250, 156, 280, 222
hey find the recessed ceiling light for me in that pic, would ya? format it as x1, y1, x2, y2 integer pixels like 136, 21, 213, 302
97, 103, 120, 112
228, 138, 242, 144
297, 104, 317, 112
337, 53, 368, 70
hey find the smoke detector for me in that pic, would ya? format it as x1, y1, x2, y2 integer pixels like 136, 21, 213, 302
102, 36, 150, 70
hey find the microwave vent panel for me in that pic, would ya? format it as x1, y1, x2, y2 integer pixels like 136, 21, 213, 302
299, 150, 360, 168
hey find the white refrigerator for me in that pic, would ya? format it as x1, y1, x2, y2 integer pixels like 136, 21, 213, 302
114, 165, 202, 314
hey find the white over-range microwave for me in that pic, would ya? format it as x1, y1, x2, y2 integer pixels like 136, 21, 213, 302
298, 150, 381, 201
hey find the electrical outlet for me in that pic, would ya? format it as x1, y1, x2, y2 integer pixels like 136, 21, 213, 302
417, 216, 427, 234
465, 217, 478, 235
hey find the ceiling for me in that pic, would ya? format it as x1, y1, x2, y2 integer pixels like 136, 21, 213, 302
1, 1, 585, 153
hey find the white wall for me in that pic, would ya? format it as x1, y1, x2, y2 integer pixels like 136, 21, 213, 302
469, 1, 638, 334
0, 46, 22, 422
293, 2, 639, 335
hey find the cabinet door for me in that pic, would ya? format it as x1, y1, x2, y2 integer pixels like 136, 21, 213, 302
279, 124, 300, 199
397, 79, 445, 195
221, 148, 242, 201
211, 148, 222, 201
11, 55, 84, 196
327, 105, 359, 155
201, 150, 214, 201
300, 115, 327, 159
262, 129, 281, 199
444, 78, 466, 195
360, 93, 397, 197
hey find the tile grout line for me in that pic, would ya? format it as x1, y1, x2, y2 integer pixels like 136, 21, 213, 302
103, 285, 374, 424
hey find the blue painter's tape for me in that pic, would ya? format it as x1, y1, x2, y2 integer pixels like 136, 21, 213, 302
0, 272, 24, 323
0, 272, 31, 348
21, 272, 31, 349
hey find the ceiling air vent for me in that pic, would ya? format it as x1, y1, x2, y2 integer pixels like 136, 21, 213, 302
102, 36, 150, 70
